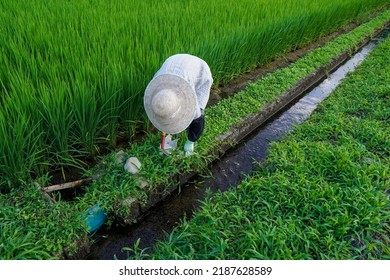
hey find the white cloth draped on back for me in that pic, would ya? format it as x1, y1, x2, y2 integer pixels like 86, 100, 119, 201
153, 54, 213, 119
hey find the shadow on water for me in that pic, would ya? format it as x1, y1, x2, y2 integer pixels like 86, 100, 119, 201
86, 28, 389, 260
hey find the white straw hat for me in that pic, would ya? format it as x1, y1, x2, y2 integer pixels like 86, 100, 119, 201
144, 74, 196, 134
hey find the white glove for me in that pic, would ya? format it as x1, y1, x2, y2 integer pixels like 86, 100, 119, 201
160, 134, 177, 155
164, 134, 177, 150
184, 140, 194, 155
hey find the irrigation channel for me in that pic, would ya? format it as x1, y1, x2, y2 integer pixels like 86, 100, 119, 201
86, 27, 390, 260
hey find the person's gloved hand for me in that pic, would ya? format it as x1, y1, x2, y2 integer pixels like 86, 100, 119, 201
184, 140, 194, 155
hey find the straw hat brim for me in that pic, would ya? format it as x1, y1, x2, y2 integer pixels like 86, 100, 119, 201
144, 74, 196, 134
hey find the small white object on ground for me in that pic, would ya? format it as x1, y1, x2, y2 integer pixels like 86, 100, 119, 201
124, 157, 142, 174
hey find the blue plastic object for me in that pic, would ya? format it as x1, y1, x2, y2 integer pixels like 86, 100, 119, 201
84, 204, 106, 233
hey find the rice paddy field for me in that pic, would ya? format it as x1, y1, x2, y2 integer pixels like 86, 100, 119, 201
0, 0, 389, 190
0, 0, 389, 260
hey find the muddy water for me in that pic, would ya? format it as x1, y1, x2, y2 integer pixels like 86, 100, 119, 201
86, 29, 388, 260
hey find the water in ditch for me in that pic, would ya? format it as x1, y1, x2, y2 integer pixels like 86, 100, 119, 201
86, 30, 388, 260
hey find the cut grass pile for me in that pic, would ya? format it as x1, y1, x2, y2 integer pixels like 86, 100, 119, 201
148, 33, 390, 260
0, 0, 389, 190
0, 9, 389, 260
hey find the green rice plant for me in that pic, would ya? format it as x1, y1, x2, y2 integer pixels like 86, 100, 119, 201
0, 93, 46, 189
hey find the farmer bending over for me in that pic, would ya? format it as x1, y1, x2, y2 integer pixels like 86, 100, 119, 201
144, 54, 213, 155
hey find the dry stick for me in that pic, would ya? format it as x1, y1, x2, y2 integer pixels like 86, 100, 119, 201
41, 177, 94, 193
34, 182, 56, 204
40, 172, 101, 193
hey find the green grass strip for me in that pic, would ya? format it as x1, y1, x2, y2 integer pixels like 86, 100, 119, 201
149, 30, 390, 260
0, 187, 86, 259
